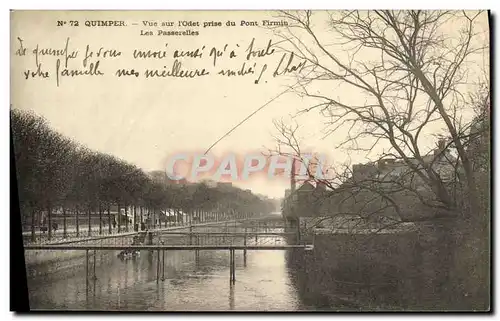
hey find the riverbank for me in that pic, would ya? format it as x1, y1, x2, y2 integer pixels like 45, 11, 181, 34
286, 219, 487, 311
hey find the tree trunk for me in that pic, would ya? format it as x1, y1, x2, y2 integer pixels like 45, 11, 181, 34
88, 206, 91, 237
134, 206, 137, 231
31, 207, 35, 242
76, 206, 80, 237
108, 205, 111, 234
125, 206, 129, 232
99, 203, 102, 235
117, 203, 121, 233
47, 205, 52, 241
63, 207, 67, 238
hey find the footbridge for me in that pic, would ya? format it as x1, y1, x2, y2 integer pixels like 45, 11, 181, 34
24, 215, 314, 296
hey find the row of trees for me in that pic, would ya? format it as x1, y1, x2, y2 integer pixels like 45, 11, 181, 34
11, 109, 274, 241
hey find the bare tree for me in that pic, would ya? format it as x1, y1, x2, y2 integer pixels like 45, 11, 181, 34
271, 10, 488, 219
270, 11, 489, 308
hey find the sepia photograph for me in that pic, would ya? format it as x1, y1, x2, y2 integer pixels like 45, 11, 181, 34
9, 9, 491, 312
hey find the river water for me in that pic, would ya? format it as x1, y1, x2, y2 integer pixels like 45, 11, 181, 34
26, 221, 450, 311
27, 230, 313, 311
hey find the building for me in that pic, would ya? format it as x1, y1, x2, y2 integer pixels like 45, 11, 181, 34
216, 182, 233, 188
467, 109, 490, 172
148, 170, 189, 185
201, 179, 217, 188
283, 139, 458, 222
282, 179, 330, 218
352, 139, 457, 187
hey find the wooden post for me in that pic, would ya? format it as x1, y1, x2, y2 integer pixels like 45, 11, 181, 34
244, 227, 247, 266
229, 249, 236, 284
93, 250, 97, 280
229, 249, 232, 283
162, 250, 165, 281
156, 250, 160, 284
85, 250, 89, 297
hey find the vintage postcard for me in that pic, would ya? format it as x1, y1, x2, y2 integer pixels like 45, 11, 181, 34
10, 10, 490, 311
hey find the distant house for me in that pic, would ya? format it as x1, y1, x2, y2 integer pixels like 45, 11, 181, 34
467, 110, 490, 173
282, 180, 330, 218
329, 139, 460, 221
201, 179, 218, 188
352, 139, 457, 189
148, 170, 189, 185
216, 182, 233, 189
284, 139, 459, 222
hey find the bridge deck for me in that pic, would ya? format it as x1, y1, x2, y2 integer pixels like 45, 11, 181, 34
24, 244, 311, 251
157, 232, 296, 236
